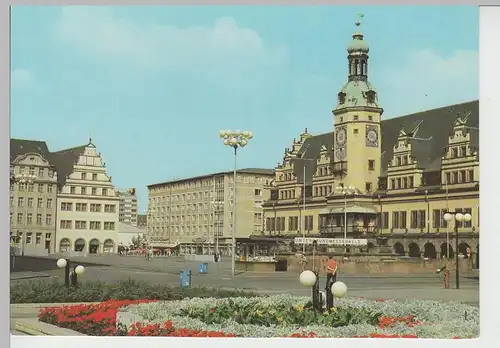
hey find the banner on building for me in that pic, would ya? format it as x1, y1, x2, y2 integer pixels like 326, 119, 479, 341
294, 237, 368, 246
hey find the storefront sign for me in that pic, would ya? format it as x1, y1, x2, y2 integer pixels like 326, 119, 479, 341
294, 237, 368, 246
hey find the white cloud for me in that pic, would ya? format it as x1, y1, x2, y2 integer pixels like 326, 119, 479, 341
11, 69, 33, 87
374, 49, 478, 117
53, 7, 288, 74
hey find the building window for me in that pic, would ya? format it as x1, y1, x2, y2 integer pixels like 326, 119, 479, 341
75, 221, 87, 229
18, 197, 24, 207
368, 115, 373, 121
38, 184, 44, 193
391, 179, 396, 189
396, 178, 401, 189
29, 167, 35, 175
28, 198, 33, 207
27, 213, 33, 225
368, 160, 375, 171
81, 187, 86, 195
468, 169, 474, 182
408, 176, 414, 188
36, 213, 42, 225
92, 188, 97, 195
92, 173, 98, 180
47, 185, 53, 193
28, 183, 34, 192
102, 188, 108, 196
392, 212, 400, 229
46, 214, 52, 225
76, 203, 88, 212
81, 173, 87, 180
418, 210, 426, 229
451, 147, 458, 158
90, 221, 101, 230
460, 146, 467, 157
104, 222, 116, 230
60, 220, 72, 229
70, 186, 76, 194
452, 171, 458, 184
254, 189, 261, 196
400, 211, 407, 228
36, 233, 42, 244
105, 204, 116, 213
38, 168, 44, 177
17, 213, 23, 224
304, 216, 313, 231
10, 196, 13, 207
365, 182, 372, 192
37, 198, 43, 208
26, 232, 32, 244
61, 202, 73, 211
353, 115, 359, 120
402, 177, 407, 189
353, 129, 359, 134
47, 198, 52, 209
380, 212, 389, 229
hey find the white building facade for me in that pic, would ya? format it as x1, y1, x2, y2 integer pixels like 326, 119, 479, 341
118, 188, 139, 226
55, 139, 119, 254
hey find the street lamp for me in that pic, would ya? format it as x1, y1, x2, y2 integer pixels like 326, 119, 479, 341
334, 185, 358, 251
57, 258, 85, 287
443, 212, 472, 289
219, 129, 253, 277
14, 173, 37, 256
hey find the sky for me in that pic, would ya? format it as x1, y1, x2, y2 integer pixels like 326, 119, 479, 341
10, 6, 479, 211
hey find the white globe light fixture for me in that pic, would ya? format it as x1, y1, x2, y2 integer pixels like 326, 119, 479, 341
299, 270, 317, 287
219, 129, 254, 278
455, 213, 464, 222
443, 213, 453, 222
56, 258, 67, 268
463, 213, 472, 222
331, 281, 348, 298
74, 265, 85, 275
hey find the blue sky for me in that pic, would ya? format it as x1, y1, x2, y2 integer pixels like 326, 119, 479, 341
10, 6, 478, 210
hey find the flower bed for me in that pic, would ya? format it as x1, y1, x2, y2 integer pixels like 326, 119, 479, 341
120, 295, 479, 338
38, 295, 478, 338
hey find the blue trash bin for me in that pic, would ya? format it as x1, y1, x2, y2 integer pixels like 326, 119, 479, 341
180, 269, 192, 288
198, 263, 208, 274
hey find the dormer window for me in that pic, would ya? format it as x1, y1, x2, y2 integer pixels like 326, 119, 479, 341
460, 146, 467, 157
338, 92, 346, 104
366, 90, 376, 104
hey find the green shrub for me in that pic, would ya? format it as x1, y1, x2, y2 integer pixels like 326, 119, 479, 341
10, 278, 258, 304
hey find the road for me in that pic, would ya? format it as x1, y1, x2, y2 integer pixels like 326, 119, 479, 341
11, 255, 480, 306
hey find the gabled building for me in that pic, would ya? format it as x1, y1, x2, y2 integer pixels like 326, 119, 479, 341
10, 139, 58, 254
262, 19, 479, 264
53, 138, 120, 254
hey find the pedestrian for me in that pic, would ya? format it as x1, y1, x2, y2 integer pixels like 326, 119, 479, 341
214, 253, 219, 263
325, 255, 338, 286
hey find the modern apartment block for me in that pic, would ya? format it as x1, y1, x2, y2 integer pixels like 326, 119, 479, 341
147, 168, 274, 255
10, 139, 58, 254
117, 188, 139, 226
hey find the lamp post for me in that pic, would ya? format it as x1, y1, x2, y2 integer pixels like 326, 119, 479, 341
14, 173, 37, 256
219, 129, 253, 277
145, 208, 153, 259
443, 212, 472, 289
334, 185, 358, 252
56, 258, 85, 287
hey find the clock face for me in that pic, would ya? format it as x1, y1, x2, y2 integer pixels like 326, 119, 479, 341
365, 126, 379, 147
335, 148, 346, 160
336, 128, 347, 146
367, 130, 377, 142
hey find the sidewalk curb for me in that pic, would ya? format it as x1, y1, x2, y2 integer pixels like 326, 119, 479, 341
10, 274, 51, 280
14, 318, 86, 336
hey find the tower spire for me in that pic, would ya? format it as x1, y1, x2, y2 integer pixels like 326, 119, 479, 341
347, 13, 369, 82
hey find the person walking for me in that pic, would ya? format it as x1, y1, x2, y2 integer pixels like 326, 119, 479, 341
326, 255, 338, 286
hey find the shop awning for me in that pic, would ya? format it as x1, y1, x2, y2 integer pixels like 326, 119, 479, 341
319, 205, 378, 215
